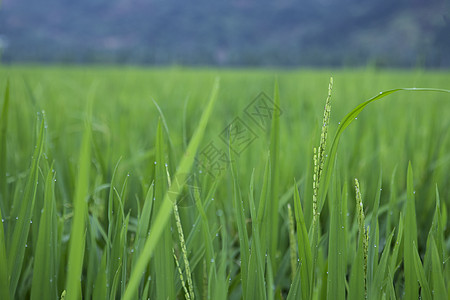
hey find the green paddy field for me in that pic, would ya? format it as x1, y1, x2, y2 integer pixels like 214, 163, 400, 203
0, 65, 449, 299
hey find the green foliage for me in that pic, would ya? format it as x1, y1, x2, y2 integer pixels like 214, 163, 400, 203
0, 67, 449, 300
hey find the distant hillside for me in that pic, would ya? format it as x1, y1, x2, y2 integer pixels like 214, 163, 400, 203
0, 0, 449, 67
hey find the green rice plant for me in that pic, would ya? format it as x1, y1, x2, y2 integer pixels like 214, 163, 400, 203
0, 67, 449, 300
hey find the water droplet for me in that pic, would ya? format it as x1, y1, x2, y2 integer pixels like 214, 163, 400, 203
15, 217, 18, 220
413, 191, 416, 194
374, 245, 377, 248
341, 226, 344, 229
211, 198, 214, 201
50, 278, 53, 283
355, 117, 358, 120
199, 170, 203, 174
154, 161, 157, 165
210, 258, 214, 263
25, 244, 28, 248
131, 249, 134, 253
1, 219, 4, 223
30, 220, 33, 224
216, 233, 219, 237
338, 122, 341, 125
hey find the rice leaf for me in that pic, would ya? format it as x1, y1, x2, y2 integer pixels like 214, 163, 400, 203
0, 80, 10, 216
92, 251, 107, 300
8, 117, 45, 297
389, 216, 402, 281
0, 194, 10, 300
245, 170, 266, 300
369, 229, 394, 299
367, 170, 382, 288
65, 120, 92, 300
229, 122, 249, 295
286, 261, 302, 300
293, 181, 312, 300
412, 241, 432, 300
194, 184, 216, 298
404, 162, 418, 299
268, 80, 280, 267
152, 119, 175, 300
31, 165, 57, 300
326, 165, 345, 300
349, 178, 367, 300
430, 236, 448, 299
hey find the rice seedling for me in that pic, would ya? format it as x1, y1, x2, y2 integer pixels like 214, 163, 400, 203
0, 66, 449, 299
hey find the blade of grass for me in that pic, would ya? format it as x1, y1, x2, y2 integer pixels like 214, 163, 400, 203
404, 162, 418, 299
31, 165, 57, 300
245, 170, 266, 300
229, 123, 249, 296
430, 236, 448, 299
0, 80, 10, 216
65, 120, 92, 300
286, 261, 302, 300
7, 117, 45, 297
293, 181, 312, 300
367, 170, 382, 289
268, 80, 280, 267
0, 195, 10, 300
326, 164, 345, 300
349, 178, 367, 300
92, 251, 107, 300
152, 119, 175, 300
194, 184, 216, 298
123, 78, 220, 300
424, 185, 445, 281
389, 213, 403, 276
369, 229, 395, 299
412, 241, 432, 300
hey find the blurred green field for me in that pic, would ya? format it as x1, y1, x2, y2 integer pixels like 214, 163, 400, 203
0, 65, 449, 299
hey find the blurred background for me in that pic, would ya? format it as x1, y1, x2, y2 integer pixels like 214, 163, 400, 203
0, 0, 449, 68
